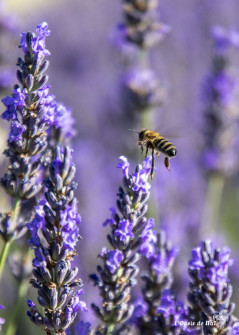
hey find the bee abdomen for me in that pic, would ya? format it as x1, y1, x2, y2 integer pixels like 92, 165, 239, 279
153, 138, 177, 157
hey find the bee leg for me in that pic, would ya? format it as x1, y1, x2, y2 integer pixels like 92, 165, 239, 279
164, 157, 171, 171
145, 144, 149, 158
141, 145, 144, 154
150, 148, 155, 179
156, 152, 160, 158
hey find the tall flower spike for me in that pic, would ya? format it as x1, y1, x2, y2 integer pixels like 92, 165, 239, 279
27, 146, 86, 334
116, 0, 170, 116
90, 155, 154, 334
188, 240, 238, 334
202, 26, 239, 176
135, 230, 179, 333
0, 22, 54, 244
119, 0, 170, 49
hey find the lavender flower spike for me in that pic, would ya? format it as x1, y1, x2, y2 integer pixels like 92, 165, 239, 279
202, 26, 239, 175
27, 146, 86, 334
0, 22, 54, 243
119, 0, 171, 49
90, 155, 154, 334
136, 230, 179, 333
188, 240, 238, 334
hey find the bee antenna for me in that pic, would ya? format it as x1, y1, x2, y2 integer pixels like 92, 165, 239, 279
129, 129, 139, 133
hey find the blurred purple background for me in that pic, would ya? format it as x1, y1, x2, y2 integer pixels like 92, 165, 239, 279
1, 0, 239, 333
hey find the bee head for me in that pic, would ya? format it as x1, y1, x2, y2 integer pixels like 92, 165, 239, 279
138, 128, 148, 141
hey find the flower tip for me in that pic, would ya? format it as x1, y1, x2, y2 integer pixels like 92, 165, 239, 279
117, 155, 130, 178
27, 300, 35, 308
39, 21, 48, 28
117, 155, 129, 167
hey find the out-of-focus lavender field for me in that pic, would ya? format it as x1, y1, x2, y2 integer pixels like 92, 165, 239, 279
1, 0, 239, 334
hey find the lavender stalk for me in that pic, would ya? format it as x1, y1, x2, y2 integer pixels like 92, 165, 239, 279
27, 146, 86, 335
188, 240, 238, 334
135, 230, 179, 333
117, 0, 170, 128
0, 22, 54, 279
90, 155, 156, 334
200, 26, 239, 237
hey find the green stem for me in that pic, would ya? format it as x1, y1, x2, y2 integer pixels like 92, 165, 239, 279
12, 197, 21, 225
106, 323, 115, 335
138, 48, 149, 69
6, 279, 28, 335
141, 107, 155, 130
0, 197, 21, 280
200, 173, 225, 238
0, 240, 11, 280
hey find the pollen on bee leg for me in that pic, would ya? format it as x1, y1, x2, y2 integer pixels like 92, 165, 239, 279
164, 157, 171, 171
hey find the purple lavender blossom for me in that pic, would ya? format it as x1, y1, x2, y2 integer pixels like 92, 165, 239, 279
188, 240, 238, 334
123, 68, 165, 111
90, 155, 154, 334
139, 217, 156, 257
53, 103, 76, 141
0, 22, 55, 246
211, 26, 239, 53
135, 230, 179, 334
0, 22, 75, 248
132, 300, 148, 319
100, 248, 124, 274
156, 290, 188, 333
27, 146, 86, 333
20, 22, 50, 57
232, 322, 239, 335
74, 320, 91, 335
8, 121, 25, 143
114, 219, 134, 241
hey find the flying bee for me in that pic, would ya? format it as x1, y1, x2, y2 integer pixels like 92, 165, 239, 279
130, 128, 177, 179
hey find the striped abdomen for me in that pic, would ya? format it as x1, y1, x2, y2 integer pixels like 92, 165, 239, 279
153, 137, 177, 157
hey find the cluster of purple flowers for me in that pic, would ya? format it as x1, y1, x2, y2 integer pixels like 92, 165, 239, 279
27, 146, 86, 333
90, 156, 156, 334
134, 231, 180, 333
0, 22, 75, 245
0, 21, 82, 335
188, 241, 239, 334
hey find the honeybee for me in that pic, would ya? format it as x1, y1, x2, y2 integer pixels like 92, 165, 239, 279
130, 128, 177, 178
